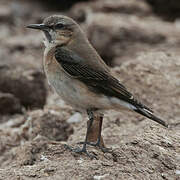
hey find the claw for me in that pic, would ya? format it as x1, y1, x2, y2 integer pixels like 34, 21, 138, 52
77, 141, 112, 153
64, 144, 97, 159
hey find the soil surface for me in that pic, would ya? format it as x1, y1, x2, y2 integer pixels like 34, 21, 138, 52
0, 0, 180, 179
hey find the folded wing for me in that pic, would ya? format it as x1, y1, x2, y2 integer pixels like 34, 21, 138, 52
54, 46, 168, 127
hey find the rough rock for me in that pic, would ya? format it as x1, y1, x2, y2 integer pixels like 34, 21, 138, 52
0, 92, 22, 115
70, 0, 152, 22
70, 0, 180, 67
0, 5, 11, 23
0, 125, 179, 179
15, 136, 48, 165
113, 51, 180, 125
0, 66, 47, 109
146, 0, 180, 20
67, 112, 83, 123
84, 13, 166, 66
28, 110, 74, 141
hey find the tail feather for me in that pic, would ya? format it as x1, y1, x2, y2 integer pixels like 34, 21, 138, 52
134, 108, 168, 128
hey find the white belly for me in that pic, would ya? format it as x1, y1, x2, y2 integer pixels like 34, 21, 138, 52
46, 68, 113, 111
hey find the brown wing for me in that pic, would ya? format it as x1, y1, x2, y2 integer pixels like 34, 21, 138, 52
54, 46, 152, 111
54, 46, 168, 127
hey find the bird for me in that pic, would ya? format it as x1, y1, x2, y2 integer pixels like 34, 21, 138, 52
27, 15, 168, 157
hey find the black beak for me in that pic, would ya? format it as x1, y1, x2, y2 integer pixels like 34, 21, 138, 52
26, 24, 47, 30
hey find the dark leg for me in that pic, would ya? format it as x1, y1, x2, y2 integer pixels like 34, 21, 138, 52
79, 109, 94, 152
95, 114, 103, 146
83, 114, 103, 146
64, 109, 96, 158
88, 115, 111, 152
78, 114, 112, 153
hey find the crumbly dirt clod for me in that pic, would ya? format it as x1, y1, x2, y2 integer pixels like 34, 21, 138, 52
29, 111, 74, 141
0, 66, 47, 109
0, 92, 22, 115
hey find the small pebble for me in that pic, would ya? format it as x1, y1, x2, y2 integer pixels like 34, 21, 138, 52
67, 112, 82, 123
94, 174, 109, 180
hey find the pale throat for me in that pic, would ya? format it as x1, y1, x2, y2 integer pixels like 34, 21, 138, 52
42, 29, 56, 47
42, 32, 50, 48
42, 31, 72, 49
42, 33, 56, 49
43, 38, 49, 48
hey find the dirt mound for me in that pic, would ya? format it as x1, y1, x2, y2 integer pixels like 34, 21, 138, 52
0, 92, 22, 115
69, 0, 180, 66
0, 66, 47, 109
146, 0, 180, 21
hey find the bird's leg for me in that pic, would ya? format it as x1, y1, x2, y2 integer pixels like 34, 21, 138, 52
95, 114, 103, 146
64, 109, 96, 158
80, 109, 95, 151
84, 114, 103, 147
86, 115, 111, 153
78, 114, 112, 153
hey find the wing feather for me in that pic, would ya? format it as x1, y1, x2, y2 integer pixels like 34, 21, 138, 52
55, 46, 152, 112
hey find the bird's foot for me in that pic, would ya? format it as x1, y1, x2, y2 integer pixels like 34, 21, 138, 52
64, 144, 97, 159
77, 141, 112, 153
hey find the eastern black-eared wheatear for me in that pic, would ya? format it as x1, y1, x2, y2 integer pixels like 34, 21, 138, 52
27, 15, 168, 157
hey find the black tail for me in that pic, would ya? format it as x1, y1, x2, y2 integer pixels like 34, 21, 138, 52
134, 108, 168, 128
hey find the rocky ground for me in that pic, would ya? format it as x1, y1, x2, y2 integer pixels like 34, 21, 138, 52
0, 0, 180, 179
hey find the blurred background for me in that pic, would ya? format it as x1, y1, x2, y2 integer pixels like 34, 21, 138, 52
0, 0, 180, 179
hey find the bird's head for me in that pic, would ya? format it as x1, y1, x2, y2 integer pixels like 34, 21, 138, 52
27, 15, 80, 47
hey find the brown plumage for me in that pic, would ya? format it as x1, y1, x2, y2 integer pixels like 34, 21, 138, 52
27, 15, 168, 157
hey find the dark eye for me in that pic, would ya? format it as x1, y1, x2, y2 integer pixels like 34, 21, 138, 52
55, 23, 64, 29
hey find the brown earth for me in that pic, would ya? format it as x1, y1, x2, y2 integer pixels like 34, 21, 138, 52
0, 0, 180, 179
